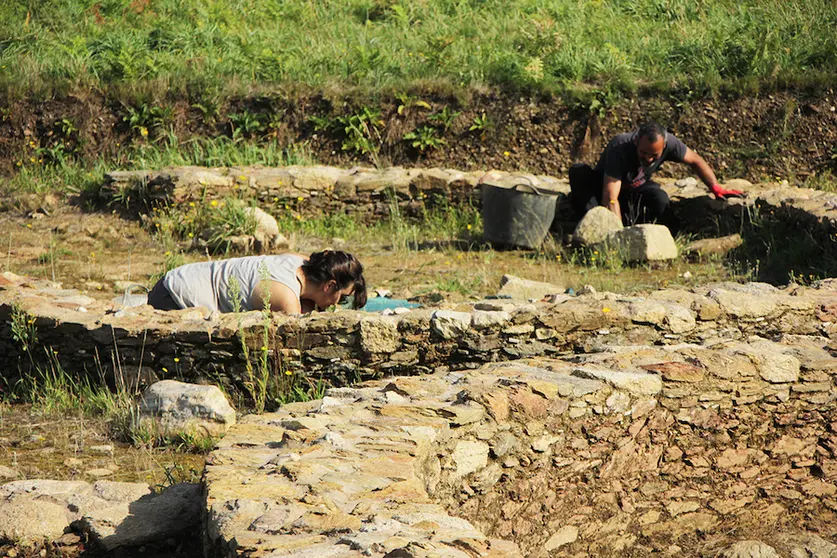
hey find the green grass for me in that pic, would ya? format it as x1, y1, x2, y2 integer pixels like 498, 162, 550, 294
2, 133, 313, 198
273, 192, 481, 249
2, 0, 835, 103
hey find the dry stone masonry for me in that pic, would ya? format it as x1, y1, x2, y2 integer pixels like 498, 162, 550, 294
101, 165, 837, 236
203, 333, 837, 556
3, 273, 837, 554
4, 275, 837, 395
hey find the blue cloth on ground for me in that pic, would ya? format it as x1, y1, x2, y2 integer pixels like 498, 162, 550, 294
346, 297, 419, 312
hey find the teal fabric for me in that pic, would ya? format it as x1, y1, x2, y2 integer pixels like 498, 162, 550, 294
343, 297, 419, 312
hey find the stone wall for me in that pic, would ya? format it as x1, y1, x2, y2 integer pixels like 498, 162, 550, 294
203, 323, 837, 557
100, 166, 837, 237
2, 273, 837, 401
102, 166, 499, 223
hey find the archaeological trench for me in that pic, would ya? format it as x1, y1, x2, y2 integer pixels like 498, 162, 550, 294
4, 166, 837, 557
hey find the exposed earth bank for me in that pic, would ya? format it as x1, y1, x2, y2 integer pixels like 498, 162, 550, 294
2, 89, 836, 182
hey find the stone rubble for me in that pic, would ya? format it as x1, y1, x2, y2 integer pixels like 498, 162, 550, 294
6, 166, 837, 555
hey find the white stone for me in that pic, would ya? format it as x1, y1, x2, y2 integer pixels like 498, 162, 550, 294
471, 310, 512, 329
730, 342, 800, 384
573, 206, 623, 246
572, 367, 662, 395
243, 206, 279, 237
606, 391, 632, 413
137, 380, 236, 439
628, 300, 668, 326
608, 224, 678, 261
497, 275, 564, 301
664, 303, 697, 333
711, 290, 778, 319
431, 310, 472, 340
545, 525, 579, 550
452, 441, 489, 478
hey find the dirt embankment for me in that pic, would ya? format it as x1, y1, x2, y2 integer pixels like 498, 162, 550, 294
1, 89, 836, 183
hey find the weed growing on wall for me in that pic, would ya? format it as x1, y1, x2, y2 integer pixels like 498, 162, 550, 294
9, 301, 38, 356
227, 276, 258, 410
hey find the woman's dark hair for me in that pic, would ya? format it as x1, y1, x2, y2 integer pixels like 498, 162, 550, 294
302, 250, 367, 309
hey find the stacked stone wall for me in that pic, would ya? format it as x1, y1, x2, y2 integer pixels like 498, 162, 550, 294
3, 278, 837, 399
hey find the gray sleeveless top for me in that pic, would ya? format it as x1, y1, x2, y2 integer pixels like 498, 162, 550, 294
163, 254, 305, 313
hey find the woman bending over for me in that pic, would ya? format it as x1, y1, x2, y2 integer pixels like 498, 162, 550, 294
147, 250, 367, 314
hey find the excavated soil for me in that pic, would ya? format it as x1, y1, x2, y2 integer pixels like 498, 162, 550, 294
2, 90, 836, 182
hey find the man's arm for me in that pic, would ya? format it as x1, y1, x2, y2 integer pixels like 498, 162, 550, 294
682, 148, 743, 198
682, 148, 718, 187
602, 174, 622, 220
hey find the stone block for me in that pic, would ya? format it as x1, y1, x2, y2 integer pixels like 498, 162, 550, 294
431, 310, 471, 340
137, 380, 236, 439
608, 224, 678, 261
497, 275, 564, 301
359, 317, 401, 354
572, 367, 662, 395
573, 206, 623, 246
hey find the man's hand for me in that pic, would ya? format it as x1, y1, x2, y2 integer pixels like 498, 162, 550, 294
710, 183, 744, 199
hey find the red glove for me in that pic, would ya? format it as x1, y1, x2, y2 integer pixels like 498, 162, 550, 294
710, 184, 744, 199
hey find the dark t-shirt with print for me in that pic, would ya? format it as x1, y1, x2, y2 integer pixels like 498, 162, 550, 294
595, 130, 688, 190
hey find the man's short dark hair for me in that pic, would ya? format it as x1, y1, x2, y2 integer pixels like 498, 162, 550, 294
638, 121, 666, 142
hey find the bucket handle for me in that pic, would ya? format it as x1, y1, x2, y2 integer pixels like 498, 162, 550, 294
511, 176, 547, 196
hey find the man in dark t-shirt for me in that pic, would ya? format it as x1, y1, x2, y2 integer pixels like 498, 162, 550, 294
569, 121, 743, 227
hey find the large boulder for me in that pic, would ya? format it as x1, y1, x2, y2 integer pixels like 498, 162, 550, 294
573, 206, 623, 246
76, 483, 202, 551
0, 480, 153, 544
497, 275, 564, 301
609, 224, 678, 261
137, 380, 236, 440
